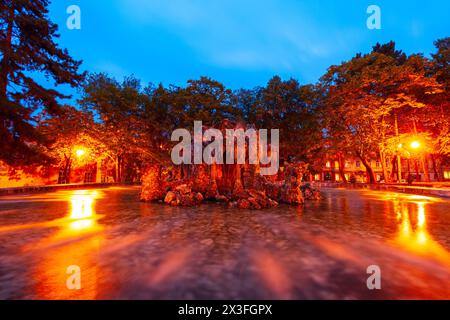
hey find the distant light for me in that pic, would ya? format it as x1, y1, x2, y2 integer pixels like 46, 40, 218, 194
76, 149, 86, 157
410, 141, 420, 149
397, 143, 403, 149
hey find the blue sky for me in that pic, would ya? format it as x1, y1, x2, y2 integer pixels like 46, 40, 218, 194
48, 0, 449, 91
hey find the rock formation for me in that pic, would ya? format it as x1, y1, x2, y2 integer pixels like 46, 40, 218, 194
140, 161, 322, 209
140, 120, 323, 209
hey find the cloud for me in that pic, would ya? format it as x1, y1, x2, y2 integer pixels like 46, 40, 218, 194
93, 61, 129, 80
119, 0, 363, 75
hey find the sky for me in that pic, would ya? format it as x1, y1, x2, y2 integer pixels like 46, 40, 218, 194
47, 0, 449, 92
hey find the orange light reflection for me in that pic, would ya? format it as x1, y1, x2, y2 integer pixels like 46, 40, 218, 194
31, 190, 105, 299
392, 198, 450, 267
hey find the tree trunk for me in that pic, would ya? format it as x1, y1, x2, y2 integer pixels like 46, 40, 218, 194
421, 155, 430, 182
431, 154, 441, 182
63, 156, 72, 184
357, 153, 376, 184
394, 113, 402, 182
337, 153, 348, 183
415, 160, 420, 180
407, 159, 411, 180
67, 162, 71, 184
114, 157, 120, 183
379, 117, 390, 183
118, 156, 122, 183
396, 155, 402, 183
380, 150, 389, 183
390, 156, 397, 182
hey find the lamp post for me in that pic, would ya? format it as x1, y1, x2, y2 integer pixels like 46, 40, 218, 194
396, 143, 403, 183
408, 139, 429, 182
410, 141, 420, 150
75, 147, 90, 183
411, 141, 429, 182
76, 148, 86, 158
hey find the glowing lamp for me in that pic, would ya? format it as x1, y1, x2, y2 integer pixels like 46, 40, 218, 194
76, 149, 86, 157
410, 141, 420, 149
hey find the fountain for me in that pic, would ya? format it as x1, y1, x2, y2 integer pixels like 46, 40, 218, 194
140, 120, 322, 209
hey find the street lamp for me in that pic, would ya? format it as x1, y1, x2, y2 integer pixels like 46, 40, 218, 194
410, 141, 420, 150
408, 139, 429, 182
76, 148, 86, 158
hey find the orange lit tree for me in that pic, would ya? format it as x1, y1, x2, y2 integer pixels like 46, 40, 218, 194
320, 42, 444, 183
38, 106, 106, 183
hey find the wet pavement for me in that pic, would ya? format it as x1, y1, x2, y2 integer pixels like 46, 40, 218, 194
0, 186, 449, 300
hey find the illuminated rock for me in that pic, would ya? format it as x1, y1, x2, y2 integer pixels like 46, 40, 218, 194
140, 165, 165, 201
164, 191, 176, 204
140, 121, 322, 208
175, 184, 191, 195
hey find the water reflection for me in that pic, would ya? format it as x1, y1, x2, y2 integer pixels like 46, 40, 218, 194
70, 190, 96, 220
31, 190, 105, 299
1, 187, 449, 299
68, 190, 99, 231
374, 193, 450, 266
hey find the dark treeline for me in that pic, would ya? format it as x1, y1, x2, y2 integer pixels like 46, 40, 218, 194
74, 73, 325, 181
1, 1, 449, 184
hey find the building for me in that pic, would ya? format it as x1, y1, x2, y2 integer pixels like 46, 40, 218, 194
0, 160, 109, 188
312, 159, 384, 183
313, 157, 450, 183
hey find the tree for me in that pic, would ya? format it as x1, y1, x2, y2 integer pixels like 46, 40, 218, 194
240, 76, 324, 166
431, 37, 450, 89
320, 42, 443, 183
80, 73, 144, 182
80, 73, 173, 182
232, 88, 261, 124
429, 38, 450, 157
180, 76, 241, 127
38, 105, 106, 183
0, 0, 84, 166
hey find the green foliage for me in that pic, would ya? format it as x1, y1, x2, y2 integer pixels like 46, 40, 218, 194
0, 0, 84, 166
